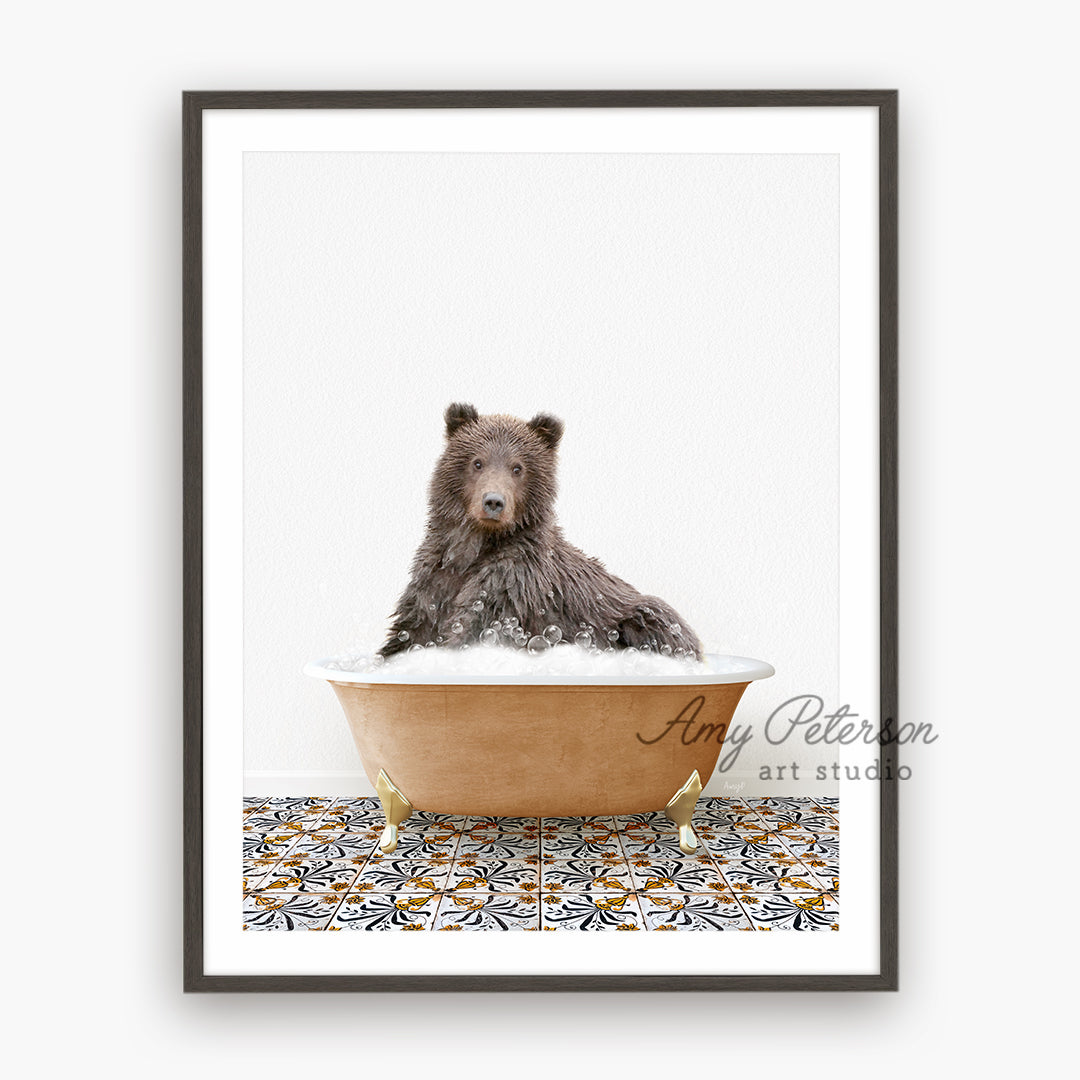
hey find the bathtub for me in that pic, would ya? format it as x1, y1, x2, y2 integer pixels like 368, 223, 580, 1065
304, 653, 773, 854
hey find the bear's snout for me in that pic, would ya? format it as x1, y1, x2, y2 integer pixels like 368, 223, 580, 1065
482, 492, 506, 519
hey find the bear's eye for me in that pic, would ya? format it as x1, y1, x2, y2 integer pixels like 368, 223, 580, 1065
512, 465, 523, 476
473, 459, 483, 470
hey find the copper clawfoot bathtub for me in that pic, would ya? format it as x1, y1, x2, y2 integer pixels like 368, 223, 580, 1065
304, 653, 773, 854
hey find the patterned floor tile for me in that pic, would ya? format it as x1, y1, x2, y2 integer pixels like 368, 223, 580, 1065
697, 823, 745, 846
640, 892, 755, 931
745, 796, 821, 812
321, 806, 389, 830
759, 811, 840, 834
541, 859, 635, 894
328, 796, 381, 811
262, 796, 335, 813
242, 832, 303, 859
703, 830, 793, 860
434, 892, 540, 930
398, 822, 468, 844
242, 797, 839, 931
540, 823, 618, 846
627, 857, 732, 896
540, 832, 624, 859
690, 807, 768, 830
458, 832, 540, 858
379, 831, 460, 859
243, 891, 342, 930
613, 811, 674, 835
405, 811, 470, 832
465, 816, 541, 833
736, 891, 840, 931
619, 830, 711, 861
720, 859, 822, 894
801, 862, 840, 893
328, 892, 440, 930
711, 816, 775, 835
244, 810, 328, 835
698, 796, 754, 813
540, 892, 645, 931
448, 858, 541, 893
543, 816, 617, 832
775, 833, 840, 859
243, 858, 279, 893
260, 858, 362, 894
290, 830, 383, 859
353, 857, 452, 893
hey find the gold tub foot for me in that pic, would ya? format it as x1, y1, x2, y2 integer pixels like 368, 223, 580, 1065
663, 769, 703, 854
375, 769, 414, 854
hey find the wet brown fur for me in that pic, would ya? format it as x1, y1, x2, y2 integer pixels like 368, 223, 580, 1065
379, 403, 704, 660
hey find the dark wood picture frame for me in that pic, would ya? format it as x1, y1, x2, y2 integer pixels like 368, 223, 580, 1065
183, 89, 898, 992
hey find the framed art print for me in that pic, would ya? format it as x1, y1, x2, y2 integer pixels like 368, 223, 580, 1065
183, 90, 898, 990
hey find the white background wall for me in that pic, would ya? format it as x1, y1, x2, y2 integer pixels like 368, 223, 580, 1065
242, 150, 840, 790
5, 0, 1074, 1075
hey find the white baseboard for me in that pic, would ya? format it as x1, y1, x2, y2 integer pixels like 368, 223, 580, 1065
244, 769, 838, 801
244, 771, 376, 798
703, 771, 840, 799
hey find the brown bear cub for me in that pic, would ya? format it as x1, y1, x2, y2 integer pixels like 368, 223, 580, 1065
378, 403, 703, 661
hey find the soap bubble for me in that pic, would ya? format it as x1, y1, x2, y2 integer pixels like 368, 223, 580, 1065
451, 621, 463, 634
490, 620, 502, 631
471, 600, 483, 612
671, 624, 681, 635
607, 629, 619, 642
396, 630, 410, 642
323, 625, 712, 680
543, 625, 563, 645
479, 590, 488, 598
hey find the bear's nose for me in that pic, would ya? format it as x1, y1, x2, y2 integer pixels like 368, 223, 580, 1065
482, 492, 505, 518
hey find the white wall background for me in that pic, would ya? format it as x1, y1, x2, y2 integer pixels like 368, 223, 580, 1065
242, 151, 840, 790
6, 0, 1075, 1075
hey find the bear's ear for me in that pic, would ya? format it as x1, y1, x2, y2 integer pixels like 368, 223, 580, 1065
444, 402, 479, 438
527, 412, 564, 450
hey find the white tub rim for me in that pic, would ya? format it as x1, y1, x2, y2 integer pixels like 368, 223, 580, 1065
303, 651, 774, 687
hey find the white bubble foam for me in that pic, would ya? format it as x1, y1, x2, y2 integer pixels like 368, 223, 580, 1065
325, 642, 731, 679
